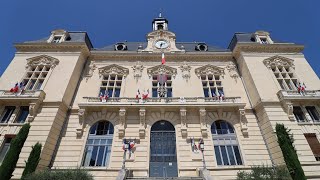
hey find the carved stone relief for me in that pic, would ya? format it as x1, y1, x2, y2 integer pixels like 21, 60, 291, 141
26, 55, 60, 69
139, 108, 146, 137
76, 109, 86, 136
226, 62, 239, 78
132, 61, 144, 79
147, 64, 177, 78
194, 64, 224, 78
98, 64, 129, 78
85, 61, 96, 80
180, 107, 187, 137
239, 109, 248, 136
179, 62, 191, 80
199, 108, 207, 136
263, 55, 295, 69
118, 108, 126, 137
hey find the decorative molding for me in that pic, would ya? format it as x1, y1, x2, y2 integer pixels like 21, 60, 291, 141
98, 64, 129, 78
281, 101, 295, 121
263, 55, 295, 69
139, 108, 146, 137
239, 109, 248, 136
194, 64, 224, 78
26, 55, 59, 69
226, 62, 239, 78
199, 108, 207, 137
180, 107, 187, 137
179, 62, 191, 80
118, 108, 126, 136
132, 61, 144, 79
147, 64, 177, 78
76, 109, 86, 136
85, 61, 96, 79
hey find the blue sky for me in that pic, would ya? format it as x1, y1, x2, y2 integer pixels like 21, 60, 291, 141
0, 0, 319, 77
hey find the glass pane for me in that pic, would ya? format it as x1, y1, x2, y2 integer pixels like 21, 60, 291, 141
89, 146, 98, 166
108, 89, 113, 97
233, 146, 242, 165
227, 146, 236, 165
83, 146, 93, 167
203, 88, 209, 97
0, 143, 10, 163
214, 146, 222, 165
220, 146, 229, 165
167, 88, 172, 97
90, 124, 97, 134
306, 106, 320, 121
16, 107, 29, 123
293, 106, 306, 122
28, 80, 36, 90
96, 146, 105, 166
152, 88, 158, 97
0, 106, 15, 123
114, 88, 121, 97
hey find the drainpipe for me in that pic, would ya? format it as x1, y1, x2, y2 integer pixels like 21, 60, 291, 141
48, 55, 90, 168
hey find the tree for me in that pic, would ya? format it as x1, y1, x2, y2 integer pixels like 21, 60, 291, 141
21, 142, 42, 179
0, 123, 30, 180
275, 123, 306, 180
237, 165, 291, 180
24, 168, 93, 180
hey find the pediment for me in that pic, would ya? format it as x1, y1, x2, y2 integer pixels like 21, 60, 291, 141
26, 55, 59, 68
98, 64, 129, 77
147, 30, 176, 38
147, 64, 177, 78
194, 64, 224, 77
263, 55, 295, 69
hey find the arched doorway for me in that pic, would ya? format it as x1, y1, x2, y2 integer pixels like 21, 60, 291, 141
149, 120, 178, 177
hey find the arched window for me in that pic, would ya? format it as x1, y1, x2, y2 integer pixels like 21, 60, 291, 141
82, 121, 114, 167
211, 120, 243, 166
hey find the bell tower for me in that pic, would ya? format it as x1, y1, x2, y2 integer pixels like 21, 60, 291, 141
152, 12, 168, 31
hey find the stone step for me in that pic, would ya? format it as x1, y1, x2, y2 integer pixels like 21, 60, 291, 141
126, 177, 203, 180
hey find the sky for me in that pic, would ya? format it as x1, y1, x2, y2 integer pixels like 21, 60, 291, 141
0, 0, 319, 77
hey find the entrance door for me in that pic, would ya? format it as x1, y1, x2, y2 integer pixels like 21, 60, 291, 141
150, 120, 178, 177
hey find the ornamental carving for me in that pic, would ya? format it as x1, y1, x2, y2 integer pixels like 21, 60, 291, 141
147, 65, 177, 78
199, 108, 207, 136
98, 64, 129, 78
85, 61, 96, 79
263, 55, 295, 69
180, 107, 187, 137
26, 55, 59, 69
239, 109, 248, 136
139, 108, 146, 137
76, 109, 86, 136
195, 64, 224, 78
132, 61, 144, 79
179, 62, 191, 80
226, 62, 239, 78
118, 108, 126, 136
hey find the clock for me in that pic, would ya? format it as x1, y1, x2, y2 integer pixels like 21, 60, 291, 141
155, 40, 169, 49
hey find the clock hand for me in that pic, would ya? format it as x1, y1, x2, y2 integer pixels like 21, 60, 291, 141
160, 42, 163, 47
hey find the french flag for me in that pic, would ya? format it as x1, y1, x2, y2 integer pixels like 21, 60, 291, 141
99, 92, 104, 101
218, 90, 225, 100
136, 89, 140, 99
142, 89, 149, 100
161, 53, 166, 65
10, 83, 19, 93
104, 90, 109, 100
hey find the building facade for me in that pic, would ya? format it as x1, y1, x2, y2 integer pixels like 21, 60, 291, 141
0, 15, 320, 179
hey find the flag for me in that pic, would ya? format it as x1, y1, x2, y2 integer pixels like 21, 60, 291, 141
19, 82, 25, 92
129, 140, 135, 150
142, 89, 149, 100
136, 89, 140, 99
218, 90, 225, 100
212, 90, 216, 99
161, 53, 166, 65
10, 83, 19, 93
104, 89, 109, 100
99, 92, 104, 101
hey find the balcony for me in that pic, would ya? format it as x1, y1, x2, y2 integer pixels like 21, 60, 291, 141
79, 96, 245, 109
277, 90, 320, 102
0, 90, 46, 103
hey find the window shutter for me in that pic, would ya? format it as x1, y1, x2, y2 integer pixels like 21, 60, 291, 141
304, 133, 320, 156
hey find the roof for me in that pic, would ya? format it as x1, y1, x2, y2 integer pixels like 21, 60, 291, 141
24, 31, 93, 49
93, 42, 230, 52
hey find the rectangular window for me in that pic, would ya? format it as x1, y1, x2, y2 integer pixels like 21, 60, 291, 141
272, 65, 298, 91
304, 134, 320, 161
306, 106, 320, 122
0, 106, 16, 123
152, 75, 172, 97
293, 106, 306, 122
16, 106, 29, 123
52, 36, 62, 43
23, 65, 50, 91
100, 74, 122, 98
260, 37, 268, 44
0, 138, 12, 164
201, 75, 223, 98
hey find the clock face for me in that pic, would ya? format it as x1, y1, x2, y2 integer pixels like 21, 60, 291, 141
155, 40, 169, 49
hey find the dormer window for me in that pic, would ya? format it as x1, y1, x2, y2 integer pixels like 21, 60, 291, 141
52, 36, 62, 43
47, 29, 69, 43
157, 24, 164, 30
254, 31, 273, 44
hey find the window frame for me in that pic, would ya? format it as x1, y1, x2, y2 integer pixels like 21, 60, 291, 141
15, 106, 29, 123
201, 74, 224, 98
0, 137, 13, 164
100, 74, 123, 98
22, 65, 51, 91
0, 106, 16, 123
152, 74, 173, 98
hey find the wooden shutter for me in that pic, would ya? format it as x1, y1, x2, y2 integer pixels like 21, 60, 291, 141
304, 133, 320, 156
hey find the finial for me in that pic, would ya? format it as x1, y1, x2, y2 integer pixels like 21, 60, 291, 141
159, 8, 163, 17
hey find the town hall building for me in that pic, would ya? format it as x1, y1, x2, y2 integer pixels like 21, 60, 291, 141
0, 14, 320, 179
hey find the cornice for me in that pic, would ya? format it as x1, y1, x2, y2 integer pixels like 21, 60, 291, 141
232, 43, 304, 59
14, 43, 91, 56
89, 51, 233, 61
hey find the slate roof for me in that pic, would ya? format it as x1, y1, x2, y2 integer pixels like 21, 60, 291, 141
93, 42, 230, 52
24, 32, 93, 49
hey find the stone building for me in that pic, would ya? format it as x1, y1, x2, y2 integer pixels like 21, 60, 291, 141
0, 14, 319, 179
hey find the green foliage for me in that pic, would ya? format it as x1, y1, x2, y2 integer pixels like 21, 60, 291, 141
21, 142, 42, 179
276, 123, 306, 180
0, 123, 30, 180
237, 165, 291, 180
24, 168, 94, 180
